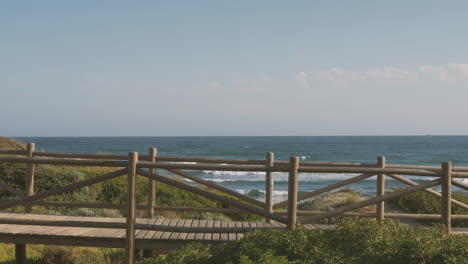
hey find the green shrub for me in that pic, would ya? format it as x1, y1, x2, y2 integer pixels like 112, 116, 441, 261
388, 189, 468, 227
139, 219, 468, 264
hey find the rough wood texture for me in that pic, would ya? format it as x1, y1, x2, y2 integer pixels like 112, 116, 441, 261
441, 161, 452, 234
23, 144, 35, 264
148, 148, 157, 218
287, 157, 299, 230
126, 152, 138, 264
0, 156, 128, 167
376, 156, 385, 225
452, 179, 468, 191
25, 143, 35, 213
265, 152, 274, 223
144, 148, 157, 258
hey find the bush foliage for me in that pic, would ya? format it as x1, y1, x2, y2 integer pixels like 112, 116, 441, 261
140, 218, 468, 264
388, 189, 468, 227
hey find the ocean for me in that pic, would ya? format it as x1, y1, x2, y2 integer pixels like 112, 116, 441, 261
15, 136, 468, 201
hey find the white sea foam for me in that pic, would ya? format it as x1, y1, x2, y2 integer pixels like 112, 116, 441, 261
200, 170, 445, 183
201, 171, 374, 182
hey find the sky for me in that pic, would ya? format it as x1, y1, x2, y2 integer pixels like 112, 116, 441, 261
1, 1, 468, 136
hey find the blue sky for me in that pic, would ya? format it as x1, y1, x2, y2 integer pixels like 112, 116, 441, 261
1, 1, 468, 136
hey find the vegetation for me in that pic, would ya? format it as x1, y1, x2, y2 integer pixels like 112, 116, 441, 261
296, 188, 373, 224
0, 244, 124, 264
387, 188, 468, 227
139, 218, 468, 264
0, 137, 25, 150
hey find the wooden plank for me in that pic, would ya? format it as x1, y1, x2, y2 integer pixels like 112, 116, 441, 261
211, 220, 221, 241
220, 221, 229, 241
194, 220, 207, 241
177, 219, 192, 240
159, 219, 177, 240
203, 220, 214, 241
143, 218, 164, 240
169, 219, 184, 240
228, 221, 236, 241
186, 219, 199, 240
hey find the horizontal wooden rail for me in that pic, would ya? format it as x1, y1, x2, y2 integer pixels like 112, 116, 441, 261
0, 200, 150, 210
2, 156, 468, 178
0, 150, 26, 155
33, 151, 152, 161
136, 169, 287, 223
275, 210, 376, 218
297, 166, 442, 176
387, 164, 468, 172
274, 210, 468, 219
273, 173, 375, 209
452, 179, 468, 191
139, 162, 286, 172
153, 206, 247, 214
301, 179, 441, 224
387, 174, 468, 210
0, 157, 128, 167
0, 169, 127, 211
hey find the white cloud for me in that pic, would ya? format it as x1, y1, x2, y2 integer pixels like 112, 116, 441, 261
295, 63, 468, 87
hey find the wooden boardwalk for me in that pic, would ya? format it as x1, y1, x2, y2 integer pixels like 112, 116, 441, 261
1, 145, 467, 263
0, 213, 332, 250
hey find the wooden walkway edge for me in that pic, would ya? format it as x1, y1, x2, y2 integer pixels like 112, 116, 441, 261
0, 213, 332, 250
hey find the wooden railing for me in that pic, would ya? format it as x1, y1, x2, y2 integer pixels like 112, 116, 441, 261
1, 143, 468, 263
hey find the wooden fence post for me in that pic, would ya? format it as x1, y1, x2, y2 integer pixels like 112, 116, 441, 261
16, 143, 35, 264
143, 148, 157, 258
125, 152, 138, 264
265, 152, 274, 223
376, 156, 385, 225
287, 157, 299, 230
25, 142, 35, 212
441, 161, 452, 234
